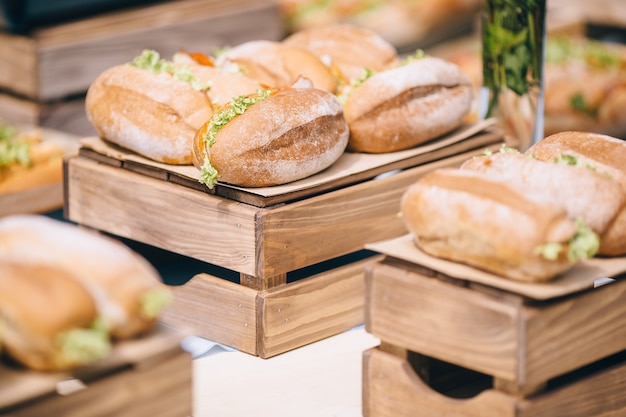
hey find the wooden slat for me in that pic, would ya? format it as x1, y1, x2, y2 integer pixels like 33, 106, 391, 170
363, 347, 626, 417
523, 278, 626, 386
366, 259, 626, 389
0, 92, 95, 138
5, 350, 192, 417
365, 261, 522, 381
258, 254, 383, 358
0, 0, 281, 101
363, 348, 516, 417
255, 150, 479, 277
65, 155, 259, 276
160, 273, 258, 355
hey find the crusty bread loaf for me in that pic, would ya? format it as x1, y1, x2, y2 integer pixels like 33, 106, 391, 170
0, 262, 108, 371
526, 131, 626, 255
343, 56, 472, 153
0, 140, 64, 194
282, 23, 400, 83
173, 51, 264, 107
0, 215, 170, 341
526, 131, 626, 189
401, 168, 599, 282
193, 86, 349, 188
214, 40, 337, 93
85, 63, 213, 164
461, 150, 626, 255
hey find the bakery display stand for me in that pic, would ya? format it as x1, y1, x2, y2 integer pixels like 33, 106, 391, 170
64, 123, 502, 358
363, 235, 626, 416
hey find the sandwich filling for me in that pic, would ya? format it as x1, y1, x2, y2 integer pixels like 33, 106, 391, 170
130, 50, 210, 92
199, 89, 272, 188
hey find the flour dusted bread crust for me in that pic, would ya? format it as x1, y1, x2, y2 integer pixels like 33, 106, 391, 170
462, 150, 626, 256
526, 131, 626, 190
343, 56, 472, 153
192, 86, 349, 188
282, 23, 400, 83
85, 63, 213, 164
526, 131, 626, 256
215, 40, 337, 93
0, 215, 170, 343
401, 169, 592, 282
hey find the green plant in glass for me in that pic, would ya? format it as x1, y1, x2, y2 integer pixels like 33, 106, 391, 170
481, 0, 546, 150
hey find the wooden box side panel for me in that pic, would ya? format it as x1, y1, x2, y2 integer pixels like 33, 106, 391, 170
160, 273, 258, 355
258, 254, 384, 358
28, 0, 281, 101
0, 92, 42, 127
0, 32, 37, 98
7, 350, 192, 417
524, 279, 626, 386
65, 156, 259, 275
258, 151, 473, 277
363, 348, 516, 417
520, 352, 626, 417
365, 262, 521, 380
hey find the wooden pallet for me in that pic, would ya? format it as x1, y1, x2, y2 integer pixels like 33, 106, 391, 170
64, 122, 502, 357
362, 235, 626, 416
0, 324, 192, 417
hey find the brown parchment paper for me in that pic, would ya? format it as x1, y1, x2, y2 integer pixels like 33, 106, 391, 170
367, 234, 626, 301
79, 119, 500, 198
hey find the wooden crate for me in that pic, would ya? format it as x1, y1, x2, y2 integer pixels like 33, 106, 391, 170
0, 0, 282, 137
64, 123, 502, 358
0, 324, 192, 417
362, 235, 626, 416
0, 0, 282, 102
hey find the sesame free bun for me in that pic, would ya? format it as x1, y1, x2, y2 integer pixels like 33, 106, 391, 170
401, 168, 598, 282
343, 56, 473, 153
215, 40, 338, 93
462, 150, 626, 256
192, 85, 349, 188
85, 63, 213, 165
283, 23, 400, 83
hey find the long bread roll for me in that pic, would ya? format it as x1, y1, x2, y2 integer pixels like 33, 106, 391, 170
461, 149, 626, 256
400, 168, 599, 282
282, 23, 400, 84
342, 56, 473, 153
526, 131, 626, 255
85, 50, 213, 164
214, 40, 338, 93
0, 215, 171, 341
192, 84, 349, 188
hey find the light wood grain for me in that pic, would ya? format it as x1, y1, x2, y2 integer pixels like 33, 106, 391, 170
0, 324, 191, 417
258, 254, 384, 358
161, 273, 258, 355
365, 261, 521, 381
365, 258, 626, 389
66, 156, 260, 276
363, 347, 626, 417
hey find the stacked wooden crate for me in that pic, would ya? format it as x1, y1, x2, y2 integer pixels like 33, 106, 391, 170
0, 0, 283, 136
363, 235, 626, 416
64, 122, 502, 358
0, 324, 192, 417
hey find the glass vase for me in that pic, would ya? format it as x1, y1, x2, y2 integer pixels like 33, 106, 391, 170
480, 0, 547, 151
